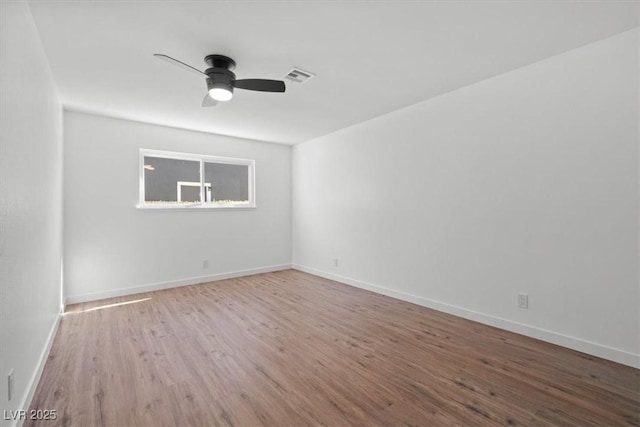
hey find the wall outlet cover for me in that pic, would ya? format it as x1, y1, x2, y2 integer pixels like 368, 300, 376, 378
518, 293, 529, 309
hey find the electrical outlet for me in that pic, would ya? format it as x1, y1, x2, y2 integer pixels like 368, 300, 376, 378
518, 293, 529, 309
8, 369, 14, 401
333, 258, 339, 267
202, 260, 208, 269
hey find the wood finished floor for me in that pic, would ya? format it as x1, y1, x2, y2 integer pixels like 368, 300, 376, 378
28, 270, 639, 426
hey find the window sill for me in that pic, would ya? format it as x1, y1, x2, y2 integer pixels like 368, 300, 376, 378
136, 204, 256, 210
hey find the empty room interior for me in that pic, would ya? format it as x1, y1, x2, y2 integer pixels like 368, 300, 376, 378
1, 0, 639, 426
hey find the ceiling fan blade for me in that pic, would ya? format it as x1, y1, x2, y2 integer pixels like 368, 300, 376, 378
154, 54, 207, 77
202, 94, 218, 107
234, 79, 286, 93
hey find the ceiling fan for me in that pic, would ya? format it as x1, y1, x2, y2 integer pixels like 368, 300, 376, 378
154, 53, 286, 106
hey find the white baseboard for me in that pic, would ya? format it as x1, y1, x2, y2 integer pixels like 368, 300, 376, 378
292, 264, 640, 369
13, 310, 62, 427
64, 264, 292, 305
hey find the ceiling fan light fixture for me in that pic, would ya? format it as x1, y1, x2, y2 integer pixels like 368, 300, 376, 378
207, 77, 234, 102
209, 85, 233, 102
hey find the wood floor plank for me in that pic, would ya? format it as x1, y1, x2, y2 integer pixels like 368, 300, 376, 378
26, 269, 639, 426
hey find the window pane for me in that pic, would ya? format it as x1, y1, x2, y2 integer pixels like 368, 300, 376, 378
204, 162, 249, 204
144, 156, 201, 204
179, 184, 200, 202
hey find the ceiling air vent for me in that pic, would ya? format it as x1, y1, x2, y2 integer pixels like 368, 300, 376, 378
285, 68, 315, 84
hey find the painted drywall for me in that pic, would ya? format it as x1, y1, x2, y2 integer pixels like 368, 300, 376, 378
0, 1, 63, 425
64, 112, 291, 303
293, 29, 639, 367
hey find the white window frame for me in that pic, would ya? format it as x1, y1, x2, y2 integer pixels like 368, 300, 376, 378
138, 149, 255, 209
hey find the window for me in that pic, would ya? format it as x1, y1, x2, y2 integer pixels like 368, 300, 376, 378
139, 149, 255, 208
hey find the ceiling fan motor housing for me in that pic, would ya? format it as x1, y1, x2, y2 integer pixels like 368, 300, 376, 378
206, 70, 235, 95
204, 54, 236, 70
204, 55, 236, 95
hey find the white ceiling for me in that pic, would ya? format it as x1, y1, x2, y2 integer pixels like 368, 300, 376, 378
28, 1, 638, 145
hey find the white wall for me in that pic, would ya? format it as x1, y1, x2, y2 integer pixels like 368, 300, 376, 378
0, 1, 64, 424
293, 29, 639, 367
64, 112, 291, 303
